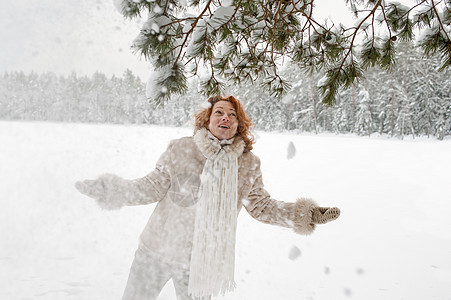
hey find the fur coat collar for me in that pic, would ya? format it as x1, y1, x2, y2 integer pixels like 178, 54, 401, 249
193, 127, 245, 160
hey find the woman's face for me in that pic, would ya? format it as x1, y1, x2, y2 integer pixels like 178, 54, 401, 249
208, 101, 239, 140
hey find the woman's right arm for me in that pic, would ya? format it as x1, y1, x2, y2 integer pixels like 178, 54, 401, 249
75, 141, 174, 209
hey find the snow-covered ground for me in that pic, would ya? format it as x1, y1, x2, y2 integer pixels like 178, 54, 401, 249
1, 121, 451, 300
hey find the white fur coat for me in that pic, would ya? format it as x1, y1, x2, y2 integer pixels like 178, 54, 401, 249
94, 129, 318, 268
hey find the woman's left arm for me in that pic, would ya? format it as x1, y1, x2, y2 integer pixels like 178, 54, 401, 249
242, 156, 340, 235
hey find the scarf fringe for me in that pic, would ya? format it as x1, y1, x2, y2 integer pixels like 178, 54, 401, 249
188, 151, 239, 299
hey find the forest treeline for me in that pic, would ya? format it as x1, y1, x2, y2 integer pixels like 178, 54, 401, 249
1, 43, 450, 139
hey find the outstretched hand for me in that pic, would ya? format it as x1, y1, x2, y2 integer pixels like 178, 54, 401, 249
311, 206, 341, 224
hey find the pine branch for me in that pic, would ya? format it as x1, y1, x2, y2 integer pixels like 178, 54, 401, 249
119, 0, 451, 105
319, 0, 382, 105
431, 0, 451, 41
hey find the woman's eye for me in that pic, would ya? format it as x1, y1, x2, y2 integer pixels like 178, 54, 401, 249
215, 110, 222, 115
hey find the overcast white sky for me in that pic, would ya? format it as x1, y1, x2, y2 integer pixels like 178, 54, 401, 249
0, 0, 352, 80
0, 0, 151, 78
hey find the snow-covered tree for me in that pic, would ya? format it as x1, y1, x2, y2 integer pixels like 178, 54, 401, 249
410, 49, 450, 137
280, 65, 322, 133
332, 93, 354, 134
445, 99, 451, 137
395, 95, 415, 139
354, 88, 374, 136
428, 96, 447, 139
1, 57, 449, 139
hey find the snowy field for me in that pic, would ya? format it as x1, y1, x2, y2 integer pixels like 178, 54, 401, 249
1, 120, 451, 300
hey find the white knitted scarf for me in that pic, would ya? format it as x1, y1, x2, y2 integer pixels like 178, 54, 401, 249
188, 128, 245, 299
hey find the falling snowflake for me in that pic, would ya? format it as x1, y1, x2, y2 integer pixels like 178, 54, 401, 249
287, 141, 296, 159
288, 245, 301, 260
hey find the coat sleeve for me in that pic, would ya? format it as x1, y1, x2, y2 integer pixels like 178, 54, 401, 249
125, 140, 173, 205
96, 140, 173, 208
242, 156, 318, 235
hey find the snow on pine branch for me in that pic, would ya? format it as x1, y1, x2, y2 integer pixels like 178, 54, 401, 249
112, 0, 451, 105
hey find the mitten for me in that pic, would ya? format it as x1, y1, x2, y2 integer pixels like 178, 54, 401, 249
312, 206, 341, 224
293, 198, 341, 235
75, 174, 127, 210
75, 179, 105, 200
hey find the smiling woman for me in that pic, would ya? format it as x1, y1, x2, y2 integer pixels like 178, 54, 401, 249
195, 95, 254, 150
208, 101, 238, 140
74, 95, 340, 300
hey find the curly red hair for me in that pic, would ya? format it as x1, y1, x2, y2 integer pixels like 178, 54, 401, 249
194, 95, 255, 152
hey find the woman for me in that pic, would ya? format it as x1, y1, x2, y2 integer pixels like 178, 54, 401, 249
75, 95, 340, 300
